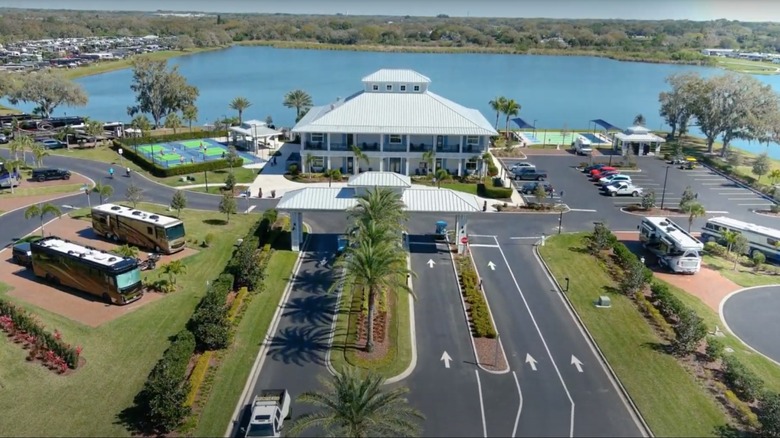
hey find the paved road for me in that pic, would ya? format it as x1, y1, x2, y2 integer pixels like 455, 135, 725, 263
722, 285, 780, 365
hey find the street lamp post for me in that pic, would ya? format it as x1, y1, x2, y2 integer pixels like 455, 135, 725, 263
533, 119, 537, 138
558, 191, 565, 235
204, 170, 209, 192
565, 277, 570, 292
660, 165, 670, 209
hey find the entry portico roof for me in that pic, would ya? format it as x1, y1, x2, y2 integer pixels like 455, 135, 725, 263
614, 125, 666, 143
347, 171, 411, 188
229, 125, 282, 138
277, 186, 481, 213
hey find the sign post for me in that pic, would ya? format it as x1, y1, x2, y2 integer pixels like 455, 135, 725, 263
118, 148, 124, 166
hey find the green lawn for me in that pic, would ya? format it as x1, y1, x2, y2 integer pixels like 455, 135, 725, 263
330, 276, 413, 379
539, 233, 726, 437
58, 48, 224, 80
0, 203, 257, 436
195, 250, 299, 436
0, 103, 21, 116
0, 183, 87, 198
412, 180, 479, 195
702, 254, 780, 288
713, 57, 780, 75
669, 136, 780, 183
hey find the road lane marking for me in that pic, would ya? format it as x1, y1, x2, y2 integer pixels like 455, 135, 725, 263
728, 197, 763, 201
706, 210, 729, 214
510, 236, 542, 239
470, 243, 501, 248
475, 370, 488, 438
471, 234, 498, 238
568, 208, 597, 212
739, 203, 772, 206
512, 371, 523, 437
490, 236, 576, 437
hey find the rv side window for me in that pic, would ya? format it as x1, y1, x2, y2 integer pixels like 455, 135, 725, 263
156, 228, 164, 239
147, 226, 153, 235
769, 238, 778, 247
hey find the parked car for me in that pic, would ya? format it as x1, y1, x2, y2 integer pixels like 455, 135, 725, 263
38, 138, 67, 149
32, 168, 71, 182
583, 163, 610, 173
604, 182, 643, 197
510, 162, 535, 171
520, 181, 554, 195
599, 174, 632, 186
0, 133, 8, 144
513, 168, 548, 181
589, 166, 616, 176
12, 242, 33, 267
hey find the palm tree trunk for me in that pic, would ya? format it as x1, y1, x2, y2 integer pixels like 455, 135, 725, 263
494, 112, 499, 129
366, 289, 376, 352
40, 217, 45, 237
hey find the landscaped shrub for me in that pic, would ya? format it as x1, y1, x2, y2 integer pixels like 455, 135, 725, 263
612, 242, 636, 269
671, 307, 707, 356
724, 388, 761, 429
634, 292, 675, 339
189, 283, 233, 351
229, 236, 265, 292
650, 282, 685, 320
457, 257, 496, 338
722, 355, 764, 402
753, 251, 766, 271
588, 222, 616, 254
477, 183, 513, 199
705, 336, 725, 362
704, 241, 727, 257
228, 288, 249, 322
619, 259, 653, 296
138, 329, 196, 434
185, 351, 213, 407
758, 391, 780, 437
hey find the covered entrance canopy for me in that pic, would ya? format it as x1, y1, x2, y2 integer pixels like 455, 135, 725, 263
229, 119, 282, 153
590, 119, 622, 132
277, 171, 481, 252
612, 125, 666, 156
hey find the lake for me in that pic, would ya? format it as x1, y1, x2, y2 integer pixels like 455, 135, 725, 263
8, 46, 780, 157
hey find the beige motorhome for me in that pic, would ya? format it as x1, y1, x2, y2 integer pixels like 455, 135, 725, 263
91, 204, 186, 254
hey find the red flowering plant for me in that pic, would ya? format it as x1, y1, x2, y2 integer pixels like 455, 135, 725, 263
0, 315, 13, 332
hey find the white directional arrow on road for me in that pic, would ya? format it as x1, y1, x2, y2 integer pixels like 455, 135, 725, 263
525, 353, 538, 371
487, 261, 496, 270
571, 355, 584, 373
427, 259, 436, 268
440, 351, 452, 368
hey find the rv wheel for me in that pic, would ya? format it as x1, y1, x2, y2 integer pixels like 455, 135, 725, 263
102, 293, 112, 304
155, 246, 161, 253
111, 234, 119, 242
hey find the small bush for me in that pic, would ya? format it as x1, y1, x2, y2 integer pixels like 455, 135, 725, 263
724, 389, 761, 429
704, 241, 726, 257
635, 292, 675, 339
770, 204, 780, 214
228, 288, 249, 322
722, 355, 764, 402
477, 183, 513, 199
203, 233, 215, 248
705, 336, 725, 362
457, 258, 496, 338
753, 251, 766, 271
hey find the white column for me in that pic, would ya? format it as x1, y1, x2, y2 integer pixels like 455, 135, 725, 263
290, 212, 304, 252
406, 135, 410, 152
457, 160, 463, 177
455, 214, 468, 255
327, 133, 331, 151
379, 158, 384, 171
380, 135, 384, 152
405, 159, 410, 176
327, 156, 332, 170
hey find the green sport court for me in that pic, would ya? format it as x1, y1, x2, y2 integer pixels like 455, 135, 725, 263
522, 131, 582, 145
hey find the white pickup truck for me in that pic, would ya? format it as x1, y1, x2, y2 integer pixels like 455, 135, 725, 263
604, 181, 643, 197
242, 389, 292, 438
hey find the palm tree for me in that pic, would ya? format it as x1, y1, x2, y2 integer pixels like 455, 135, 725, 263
164, 113, 182, 134
502, 99, 521, 141
422, 149, 436, 175
84, 119, 104, 147
348, 187, 408, 236
30, 142, 48, 168
769, 169, 780, 184
229, 97, 252, 124
24, 203, 62, 236
325, 168, 342, 187
161, 259, 186, 286
488, 96, 507, 130
350, 145, 369, 173
283, 89, 313, 122
633, 114, 646, 126
57, 125, 76, 150
114, 244, 139, 259
722, 230, 738, 260
2, 158, 22, 194
182, 105, 198, 132
287, 367, 424, 437
131, 114, 152, 138
305, 152, 316, 179
8, 134, 32, 166
92, 182, 114, 204
682, 201, 706, 232
434, 168, 449, 188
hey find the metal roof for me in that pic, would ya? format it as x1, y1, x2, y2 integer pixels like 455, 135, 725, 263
614, 132, 666, 143
292, 91, 497, 136
34, 237, 132, 267
230, 125, 282, 137
92, 204, 181, 227
362, 69, 431, 84
347, 171, 411, 188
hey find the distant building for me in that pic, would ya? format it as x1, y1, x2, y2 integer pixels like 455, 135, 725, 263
701, 48, 735, 56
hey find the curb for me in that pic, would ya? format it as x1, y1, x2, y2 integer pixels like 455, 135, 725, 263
383, 255, 418, 384
752, 210, 780, 218
532, 246, 653, 438
718, 285, 780, 368
450, 246, 510, 374
494, 204, 571, 215
0, 171, 96, 218
619, 207, 687, 217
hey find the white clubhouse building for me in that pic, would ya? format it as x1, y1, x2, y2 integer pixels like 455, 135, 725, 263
291, 69, 498, 177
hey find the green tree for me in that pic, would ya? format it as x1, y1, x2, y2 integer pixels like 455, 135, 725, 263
288, 367, 424, 437
588, 222, 614, 255
434, 168, 449, 188
347, 187, 407, 238
125, 183, 144, 208
170, 190, 187, 217
219, 191, 237, 223
305, 152, 316, 179
131, 114, 152, 138
641, 190, 656, 210
127, 57, 199, 128
182, 105, 198, 132
502, 98, 521, 141
325, 168, 342, 187
722, 230, 749, 270
30, 142, 49, 168
681, 200, 706, 232
533, 183, 547, 206
619, 260, 652, 296
229, 96, 252, 124
93, 182, 114, 204
224, 171, 236, 192
769, 169, 780, 184
115, 244, 139, 259
85, 119, 104, 147
679, 185, 696, 211
351, 145, 369, 172
283, 89, 313, 122
726, 150, 743, 168
6, 70, 88, 117
1, 159, 22, 194
671, 308, 707, 356
232, 239, 265, 292
8, 133, 32, 163
753, 152, 771, 182
164, 112, 182, 134
632, 113, 646, 126
659, 72, 700, 139
488, 96, 507, 129
422, 149, 436, 175
24, 202, 62, 236
161, 259, 186, 286
758, 392, 780, 438
189, 286, 232, 350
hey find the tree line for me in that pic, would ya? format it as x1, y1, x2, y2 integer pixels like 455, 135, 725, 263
7, 9, 780, 61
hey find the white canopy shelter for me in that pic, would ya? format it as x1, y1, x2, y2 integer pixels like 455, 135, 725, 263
612, 125, 666, 156
229, 119, 282, 152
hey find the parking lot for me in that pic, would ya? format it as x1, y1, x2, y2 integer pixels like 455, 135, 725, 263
501, 154, 779, 229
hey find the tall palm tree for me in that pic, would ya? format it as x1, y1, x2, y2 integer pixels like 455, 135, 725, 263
182, 105, 198, 132
305, 152, 316, 179
283, 89, 313, 122
350, 145, 369, 173
162, 259, 187, 286
347, 188, 408, 237
2, 159, 22, 194
633, 114, 646, 126
114, 244, 139, 259
8, 133, 32, 165
24, 203, 62, 237
288, 367, 424, 437
30, 142, 48, 168
489, 96, 507, 130
434, 168, 449, 188
325, 168, 342, 187
722, 230, 738, 260
85, 119, 104, 147
502, 99, 521, 141
682, 201, 706, 232
769, 169, 780, 184
92, 182, 114, 204
229, 97, 252, 124
422, 149, 436, 175
131, 114, 152, 138
164, 113, 182, 134
57, 125, 76, 150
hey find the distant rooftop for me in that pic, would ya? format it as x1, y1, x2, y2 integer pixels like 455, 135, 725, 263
347, 171, 411, 188
362, 69, 431, 84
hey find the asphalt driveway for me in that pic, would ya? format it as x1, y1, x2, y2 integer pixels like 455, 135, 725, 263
722, 285, 780, 365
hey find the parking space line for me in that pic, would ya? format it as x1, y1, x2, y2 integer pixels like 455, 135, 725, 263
738, 203, 772, 206
715, 188, 748, 191
728, 197, 763, 201
475, 370, 488, 438
510, 236, 542, 240
701, 182, 727, 186
707, 210, 729, 214
470, 234, 498, 238
469, 244, 500, 248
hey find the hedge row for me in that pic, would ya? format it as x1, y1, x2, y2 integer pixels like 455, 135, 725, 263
0, 299, 82, 369
124, 130, 225, 145
185, 351, 213, 408
477, 183, 513, 199
188, 273, 234, 351
110, 140, 242, 178
722, 355, 764, 403
457, 258, 497, 338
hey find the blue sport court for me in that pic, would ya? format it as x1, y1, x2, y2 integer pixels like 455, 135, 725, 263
131, 138, 263, 168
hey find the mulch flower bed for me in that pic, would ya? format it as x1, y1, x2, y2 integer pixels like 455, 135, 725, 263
351, 291, 392, 362
622, 205, 686, 216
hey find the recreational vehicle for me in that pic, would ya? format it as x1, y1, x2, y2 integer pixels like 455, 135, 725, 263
91, 204, 186, 254
701, 216, 780, 264
30, 237, 143, 305
639, 217, 703, 274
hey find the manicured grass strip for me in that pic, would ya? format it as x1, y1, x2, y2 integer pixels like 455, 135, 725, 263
538, 233, 726, 437
702, 254, 780, 288
194, 250, 299, 437
1, 183, 84, 198
0, 204, 256, 436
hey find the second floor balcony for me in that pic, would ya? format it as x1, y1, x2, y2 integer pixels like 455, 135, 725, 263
304, 141, 326, 150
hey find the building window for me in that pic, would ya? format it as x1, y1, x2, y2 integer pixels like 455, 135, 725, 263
312, 157, 324, 168
466, 136, 480, 146
372, 84, 379, 91
311, 133, 324, 143
386, 84, 393, 91
400, 85, 407, 91
466, 159, 477, 170
389, 134, 402, 144
413, 85, 420, 91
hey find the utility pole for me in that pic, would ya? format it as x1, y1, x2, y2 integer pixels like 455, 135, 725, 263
660, 165, 670, 209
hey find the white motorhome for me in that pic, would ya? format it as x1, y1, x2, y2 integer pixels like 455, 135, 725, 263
639, 217, 703, 274
574, 137, 593, 155
701, 216, 780, 264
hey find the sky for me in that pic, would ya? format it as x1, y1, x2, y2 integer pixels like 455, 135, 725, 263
3, 0, 780, 22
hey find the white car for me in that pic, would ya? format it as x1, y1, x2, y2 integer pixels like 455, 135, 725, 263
599, 174, 631, 186
604, 182, 643, 197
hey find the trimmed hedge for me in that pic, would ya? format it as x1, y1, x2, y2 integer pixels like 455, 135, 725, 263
185, 351, 213, 407
189, 273, 234, 351
228, 288, 249, 322
457, 257, 497, 338
477, 183, 513, 199
111, 139, 242, 178
722, 355, 764, 403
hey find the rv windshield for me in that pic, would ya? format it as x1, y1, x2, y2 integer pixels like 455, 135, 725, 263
116, 268, 142, 291
165, 223, 185, 240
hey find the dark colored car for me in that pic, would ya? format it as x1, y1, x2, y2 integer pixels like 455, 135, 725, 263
520, 182, 555, 195
38, 138, 67, 149
12, 242, 32, 267
583, 163, 609, 173
32, 167, 71, 182
513, 168, 548, 181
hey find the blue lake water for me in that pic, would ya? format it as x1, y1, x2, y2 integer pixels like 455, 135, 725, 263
8, 46, 780, 158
